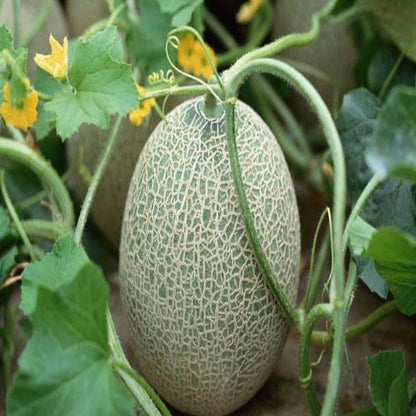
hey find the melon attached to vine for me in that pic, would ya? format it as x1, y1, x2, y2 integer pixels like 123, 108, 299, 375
120, 98, 301, 416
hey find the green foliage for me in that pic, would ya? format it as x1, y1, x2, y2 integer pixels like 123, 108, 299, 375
20, 236, 88, 314
364, 227, 416, 316
368, 350, 410, 416
337, 88, 416, 297
366, 87, 416, 182
126, 0, 172, 74
7, 236, 135, 416
155, 0, 203, 27
357, 0, 416, 61
45, 27, 138, 139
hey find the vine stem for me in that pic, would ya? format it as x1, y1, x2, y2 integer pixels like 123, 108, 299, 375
215, 0, 273, 67
229, 0, 337, 70
311, 300, 397, 344
0, 137, 74, 238
302, 209, 332, 312
74, 116, 123, 244
224, 58, 346, 415
299, 303, 333, 415
224, 101, 301, 329
343, 174, 383, 310
112, 359, 172, 416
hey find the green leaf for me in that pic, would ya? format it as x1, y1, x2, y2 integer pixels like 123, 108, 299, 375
364, 227, 416, 315
126, 0, 172, 74
0, 245, 17, 286
348, 216, 376, 256
155, 0, 203, 27
366, 87, 416, 182
368, 350, 410, 416
337, 88, 379, 202
7, 262, 135, 416
20, 236, 89, 315
357, 0, 416, 61
45, 27, 138, 140
337, 88, 416, 297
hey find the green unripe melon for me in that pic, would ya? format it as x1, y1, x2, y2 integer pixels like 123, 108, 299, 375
65, 0, 108, 37
0, 0, 68, 78
274, 0, 356, 119
120, 98, 301, 415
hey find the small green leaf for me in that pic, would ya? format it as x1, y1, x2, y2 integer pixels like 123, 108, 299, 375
45, 27, 138, 139
20, 236, 89, 314
366, 87, 416, 182
0, 245, 17, 286
126, 0, 172, 74
348, 216, 376, 256
368, 350, 410, 416
357, 0, 416, 61
364, 227, 416, 315
7, 262, 135, 416
155, 0, 203, 27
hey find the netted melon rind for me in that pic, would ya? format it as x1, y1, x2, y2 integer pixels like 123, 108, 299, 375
120, 98, 301, 416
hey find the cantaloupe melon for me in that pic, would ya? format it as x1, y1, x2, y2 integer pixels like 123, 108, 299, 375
274, 0, 356, 119
120, 98, 300, 415
0, 0, 68, 78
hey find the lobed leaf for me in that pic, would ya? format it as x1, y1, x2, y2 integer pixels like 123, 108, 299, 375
7, 262, 135, 416
45, 26, 138, 140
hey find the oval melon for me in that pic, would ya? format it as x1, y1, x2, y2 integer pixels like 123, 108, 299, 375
0, 0, 68, 78
274, 0, 356, 120
120, 98, 301, 415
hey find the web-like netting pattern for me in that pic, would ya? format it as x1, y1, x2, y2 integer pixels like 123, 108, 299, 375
120, 99, 300, 416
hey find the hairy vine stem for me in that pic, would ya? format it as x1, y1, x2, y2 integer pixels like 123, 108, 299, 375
299, 303, 333, 415
74, 116, 123, 244
224, 58, 346, 415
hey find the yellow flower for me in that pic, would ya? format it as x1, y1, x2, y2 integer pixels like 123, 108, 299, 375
129, 85, 155, 127
34, 34, 68, 79
176, 34, 217, 80
236, 0, 264, 24
177, 33, 197, 73
193, 42, 217, 80
0, 80, 38, 131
